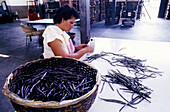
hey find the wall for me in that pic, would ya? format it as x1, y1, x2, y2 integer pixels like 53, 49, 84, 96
2, 0, 60, 19
6, 0, 27, 6
4, 0, 28, 18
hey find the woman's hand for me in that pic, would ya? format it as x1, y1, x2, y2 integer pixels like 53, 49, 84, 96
75, 44, 88, 51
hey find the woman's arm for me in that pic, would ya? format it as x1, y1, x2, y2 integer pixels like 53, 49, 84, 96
48, 39, 93, 59
67, 45, 93, 59
48, 39, 67, 57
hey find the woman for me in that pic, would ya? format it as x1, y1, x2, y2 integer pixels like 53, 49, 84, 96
42, 4, 94, 59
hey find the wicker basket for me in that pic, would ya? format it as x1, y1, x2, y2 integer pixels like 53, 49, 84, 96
3, 57, 100, 112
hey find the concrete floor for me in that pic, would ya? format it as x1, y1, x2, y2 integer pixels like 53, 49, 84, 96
0, 18, 170, 112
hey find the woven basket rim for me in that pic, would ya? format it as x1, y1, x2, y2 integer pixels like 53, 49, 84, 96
3, 57, 101, 108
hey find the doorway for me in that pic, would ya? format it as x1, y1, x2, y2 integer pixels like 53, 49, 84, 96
141, 0, 161, 19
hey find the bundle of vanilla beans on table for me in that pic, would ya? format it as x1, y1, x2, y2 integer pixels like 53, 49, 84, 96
84, 51, 162, 111
84, 51, 162, 79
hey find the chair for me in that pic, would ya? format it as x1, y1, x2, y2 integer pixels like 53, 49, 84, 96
20, 23, 44, 46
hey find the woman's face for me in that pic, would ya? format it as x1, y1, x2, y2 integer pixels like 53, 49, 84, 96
62, 17, 75, 32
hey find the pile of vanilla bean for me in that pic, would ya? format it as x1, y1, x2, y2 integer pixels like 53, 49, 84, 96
9, 63, 97, 102
84, 51, 162, 111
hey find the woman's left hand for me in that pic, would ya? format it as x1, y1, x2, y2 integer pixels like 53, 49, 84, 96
75, 44, 88, 51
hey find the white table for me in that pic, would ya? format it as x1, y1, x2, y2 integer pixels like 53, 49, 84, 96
26, 19, 80, 27
81, 37, 170, 112
26, 19, 54, 27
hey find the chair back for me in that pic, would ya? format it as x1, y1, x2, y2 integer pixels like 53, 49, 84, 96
20, 23, 37, 33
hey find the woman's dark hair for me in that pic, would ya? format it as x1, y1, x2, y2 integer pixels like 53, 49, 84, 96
53, 4, 79, 24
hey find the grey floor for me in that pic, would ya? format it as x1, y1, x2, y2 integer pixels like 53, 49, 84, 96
0, 17, 170, 111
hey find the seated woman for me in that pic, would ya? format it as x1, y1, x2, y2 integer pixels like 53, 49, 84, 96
42, 4, 94, 59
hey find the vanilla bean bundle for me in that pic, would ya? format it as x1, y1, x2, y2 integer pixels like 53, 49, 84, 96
100, 70, 152, 111
103, 70, 152, 99
84, 51, 162, 79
